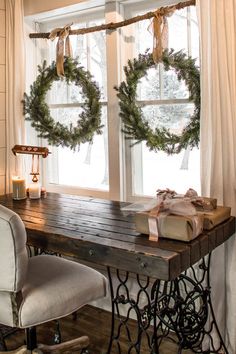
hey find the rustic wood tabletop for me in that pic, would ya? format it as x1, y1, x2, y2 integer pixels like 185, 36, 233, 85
0, 193, 234, 281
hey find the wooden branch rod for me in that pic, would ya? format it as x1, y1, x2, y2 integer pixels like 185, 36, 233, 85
29, 0, 196, 39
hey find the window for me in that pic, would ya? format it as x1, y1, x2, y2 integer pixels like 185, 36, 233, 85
123, 2, 200, 199
36, 10, 109, 195
25, 0, 200, 201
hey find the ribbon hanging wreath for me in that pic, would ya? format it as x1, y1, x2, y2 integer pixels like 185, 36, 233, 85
151, 8, 174, 63
49, 24, 73, 76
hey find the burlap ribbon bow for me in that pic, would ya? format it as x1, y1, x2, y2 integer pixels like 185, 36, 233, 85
151, 8, 174, 63
49, 24, 73, 76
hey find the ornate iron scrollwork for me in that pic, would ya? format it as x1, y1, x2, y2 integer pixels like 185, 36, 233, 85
107, 254, 228, 354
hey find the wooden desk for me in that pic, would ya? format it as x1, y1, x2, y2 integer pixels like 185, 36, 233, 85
0, 193, 234, 353
0, 193, 234, 280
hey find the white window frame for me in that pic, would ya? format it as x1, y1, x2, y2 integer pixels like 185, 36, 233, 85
25, 0, 198, 202
122, 0, 198, 201
36, 4, 124, 200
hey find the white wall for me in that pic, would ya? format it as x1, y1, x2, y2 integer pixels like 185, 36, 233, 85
24, 0, 89, 16
0, 0, 5, 195
23, 0, 187, 16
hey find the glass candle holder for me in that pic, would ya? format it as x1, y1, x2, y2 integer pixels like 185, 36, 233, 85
29, 182, 41, 199
12, 176, 26, 200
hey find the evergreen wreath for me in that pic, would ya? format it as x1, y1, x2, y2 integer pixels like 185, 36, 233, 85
115, 49, 200, 154
23, 57, 103, 150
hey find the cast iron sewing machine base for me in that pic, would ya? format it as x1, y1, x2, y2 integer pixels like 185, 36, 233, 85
107, 253, 227, 354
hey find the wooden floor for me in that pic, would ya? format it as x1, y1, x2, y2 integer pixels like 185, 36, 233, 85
4, 305, 192, 354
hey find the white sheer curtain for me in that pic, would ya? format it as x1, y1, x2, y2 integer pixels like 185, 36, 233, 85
197, 0, 236, 352
5, 0, 25, 192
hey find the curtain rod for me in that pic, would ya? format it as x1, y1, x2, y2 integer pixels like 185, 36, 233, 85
29, 0, 196, 39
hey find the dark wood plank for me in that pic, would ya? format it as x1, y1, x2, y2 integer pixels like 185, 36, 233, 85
1, 198, 130, 222
150, 238, 191, 272
207, 228, 217, 252
26, 224, 181, 280
224, 217, 236, 241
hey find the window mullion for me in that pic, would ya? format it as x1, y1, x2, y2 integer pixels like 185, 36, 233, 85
105, 1, 124, 201
122, 7, 144, 201
87, 24, 91, 71
160, 64, 164, 99
187, 7, 192, 56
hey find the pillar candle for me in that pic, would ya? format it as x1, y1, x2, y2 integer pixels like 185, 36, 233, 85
29, 182, 41, 199
12, 176, 26, 200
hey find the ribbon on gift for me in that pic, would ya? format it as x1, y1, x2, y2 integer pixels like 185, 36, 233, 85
156, 188, 215, 211
148, 204, 162, 242
147, 198, 198, 242
49, 24, 73, 76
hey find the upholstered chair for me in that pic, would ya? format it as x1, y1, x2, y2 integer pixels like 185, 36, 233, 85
0, 205, 108, 353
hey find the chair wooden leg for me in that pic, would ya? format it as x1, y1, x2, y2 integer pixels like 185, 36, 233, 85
37, 336, 89, 353
0, 346, 29, 354
0, 336, 89, 353
0, 345, 43, 354
0, 324, 89, 353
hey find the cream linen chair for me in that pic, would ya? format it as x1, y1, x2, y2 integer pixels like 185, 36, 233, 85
0, 205, 107, 353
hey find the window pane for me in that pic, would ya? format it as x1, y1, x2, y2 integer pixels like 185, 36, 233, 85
48, 80, 84, 105
142, 103, 194, 132
137, 64, 189, 101
135, 19, 152, 54
169, 9, 188, 51
132, 144, 200, 196
138, 67, 161, 100
162, 65, 189, 99
48, 106, 108, 190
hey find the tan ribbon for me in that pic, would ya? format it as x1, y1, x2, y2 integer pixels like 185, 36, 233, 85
148, 204, 162, 241
148, 190, 172, 241
49, 24, 73, 76
151, 9, 174, 63
139, 188, 206, 242
147, 198, 198, 242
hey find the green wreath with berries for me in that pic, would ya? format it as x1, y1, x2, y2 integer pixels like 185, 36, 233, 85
115, 49, 200, 154
23, 57, 103, 150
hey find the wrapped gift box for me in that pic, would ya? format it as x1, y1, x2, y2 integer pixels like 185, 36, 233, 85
135, 212, 204, 242
200, 206, 231, 230
135, 206, 231, 241
191, 197, 217, 211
